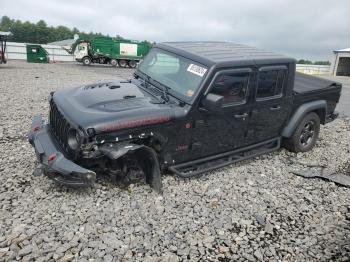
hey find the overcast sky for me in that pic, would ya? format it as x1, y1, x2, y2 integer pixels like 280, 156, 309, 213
3, 0, 350, 60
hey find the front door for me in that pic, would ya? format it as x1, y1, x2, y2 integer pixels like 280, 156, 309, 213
191, 68, 253, 159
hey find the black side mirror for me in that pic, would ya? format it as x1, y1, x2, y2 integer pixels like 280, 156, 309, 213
202, 93, 224, 112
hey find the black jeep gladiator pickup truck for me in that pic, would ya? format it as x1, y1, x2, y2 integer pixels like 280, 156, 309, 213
28, 42, 341, 192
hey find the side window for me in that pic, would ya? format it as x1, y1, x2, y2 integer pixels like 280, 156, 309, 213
256, 69, 286, 99
211, 72, 250, 105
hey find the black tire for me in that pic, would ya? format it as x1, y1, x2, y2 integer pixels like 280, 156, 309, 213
110, 59, 117, 67
82, 56, 91, 66
128, 60, 137, 68
283, 112, 320, 153
118, 59, 127, 68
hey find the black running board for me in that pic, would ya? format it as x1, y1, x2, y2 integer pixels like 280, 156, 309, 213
168, 137, 280, 178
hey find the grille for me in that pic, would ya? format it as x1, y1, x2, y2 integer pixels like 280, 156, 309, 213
49, 100, 71, 154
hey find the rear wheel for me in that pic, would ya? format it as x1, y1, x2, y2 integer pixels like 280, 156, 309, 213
283, 112, 320, 153
82, 56, 91, 66
110, 59, 117, 67
128, 60, 137, 68
118, 59, 127, 68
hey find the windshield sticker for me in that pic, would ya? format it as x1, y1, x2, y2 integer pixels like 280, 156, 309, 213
187, 64, 207, 77
186, 89, 194, 97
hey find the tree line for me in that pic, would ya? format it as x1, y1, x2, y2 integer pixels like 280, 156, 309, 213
297, 59, 331, 65
0, 16, 115, 44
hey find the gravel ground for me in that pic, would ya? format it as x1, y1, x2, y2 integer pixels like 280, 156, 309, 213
0, 61, 349, 261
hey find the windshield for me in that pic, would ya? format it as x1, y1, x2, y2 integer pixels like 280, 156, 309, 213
138, 48, 208, 100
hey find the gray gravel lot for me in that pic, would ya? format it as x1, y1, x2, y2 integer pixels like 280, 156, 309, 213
0, 61, 349, 261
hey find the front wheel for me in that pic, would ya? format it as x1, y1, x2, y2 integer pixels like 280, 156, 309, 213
283, 112, 320, 153
82, 57, 91, 66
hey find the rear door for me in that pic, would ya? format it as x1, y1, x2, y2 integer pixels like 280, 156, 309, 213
246, 65, 293, 144
191, 68, 253, 159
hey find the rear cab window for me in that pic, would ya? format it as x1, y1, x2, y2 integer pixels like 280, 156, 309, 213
256, 66, 287, 100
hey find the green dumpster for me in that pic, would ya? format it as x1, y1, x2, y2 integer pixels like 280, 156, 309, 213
26, 44, 49, 63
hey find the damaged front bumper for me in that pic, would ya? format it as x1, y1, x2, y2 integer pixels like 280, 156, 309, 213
28, 115, 96, 187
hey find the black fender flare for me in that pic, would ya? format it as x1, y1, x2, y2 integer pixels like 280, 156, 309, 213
282, 100, 327, 138
99, 142, 162, 193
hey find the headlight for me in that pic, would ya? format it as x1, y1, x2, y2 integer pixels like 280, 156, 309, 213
68, 128, 82, 150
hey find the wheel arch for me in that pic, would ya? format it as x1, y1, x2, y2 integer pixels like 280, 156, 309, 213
282, 100, 327, 138
133, 146, 162, 193
99, 141, 163, 193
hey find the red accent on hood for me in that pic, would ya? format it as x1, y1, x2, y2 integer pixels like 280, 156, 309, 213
101, 115, 171, 132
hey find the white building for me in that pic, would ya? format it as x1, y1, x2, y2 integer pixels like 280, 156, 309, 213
330, 48, 350, 76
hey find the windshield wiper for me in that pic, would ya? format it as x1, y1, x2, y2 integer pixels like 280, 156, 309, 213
134, 71, 149, 88
135, 71, 170, 102
149, 78, 170, 102
160, 84, 170, 102
142, 74, 150, 88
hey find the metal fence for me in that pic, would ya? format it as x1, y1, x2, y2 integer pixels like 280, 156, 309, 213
296, 64, 330, 75
5, 42, 74, 62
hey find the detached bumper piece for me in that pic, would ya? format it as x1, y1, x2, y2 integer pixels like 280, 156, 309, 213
326, 112, 339, 123
28, 115, 96, 187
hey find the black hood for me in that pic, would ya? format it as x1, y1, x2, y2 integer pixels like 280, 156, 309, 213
53, 80, 188, 134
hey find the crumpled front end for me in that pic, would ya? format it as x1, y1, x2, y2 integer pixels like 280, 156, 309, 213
28, 114, 163, 193
27, 83, 168, 192
28, 115, 96, 187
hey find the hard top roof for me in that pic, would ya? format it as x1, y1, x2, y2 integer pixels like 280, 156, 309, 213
157, 41, 295, 68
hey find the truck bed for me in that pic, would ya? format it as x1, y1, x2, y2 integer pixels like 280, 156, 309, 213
294, 72, 340, 94
293, 72, 342, 117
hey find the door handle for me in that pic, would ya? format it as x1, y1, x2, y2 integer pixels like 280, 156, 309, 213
270, 106, 281, 111
234, 113, 248, 119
